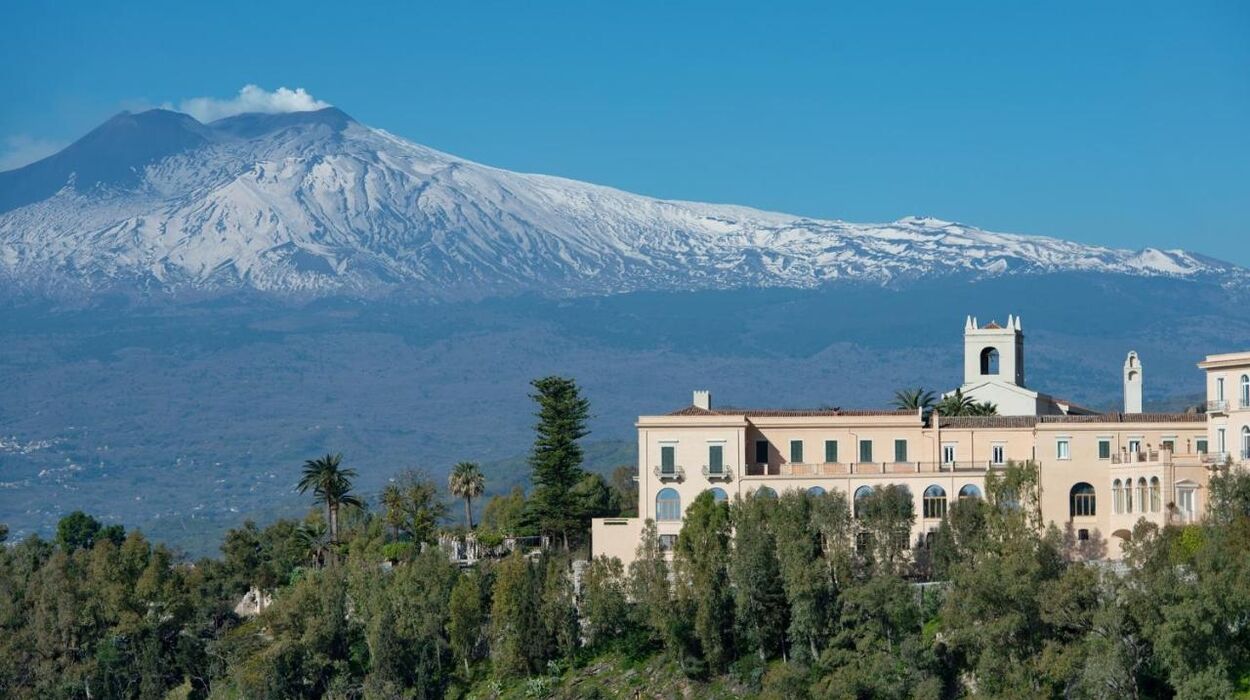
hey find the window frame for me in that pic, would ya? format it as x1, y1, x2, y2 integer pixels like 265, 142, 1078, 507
1070, 482, 1096, 517
789, 439, 804, 464
824, 439, 839, 464
1056, 438, 1071, 461
656, 487, 682, 521
1097, 438, 1112, 460
859, 439, 873, 464
707, 443, 724, 475
922, 485, 947, 519
754, 440, 769, 465
894, 438, 908, 463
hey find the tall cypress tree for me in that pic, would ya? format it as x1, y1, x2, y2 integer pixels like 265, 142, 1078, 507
527, 376, 591, 548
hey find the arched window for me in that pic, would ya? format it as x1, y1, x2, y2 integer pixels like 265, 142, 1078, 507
854, 485, 873, 517
656, 488, 681, 521
807, 486, 826, 497
1124, 478, 1133, 513
1242, 426, 1250, 460
1242, 374, 1250, 408
1112, 479, 1123, 514
1136, 478, 1148, 515
753, 486, 777, 499
1070, 482, 1096, 517
1149, 477, 1161, 513
708, 487, 728, 503
980, 347, 1000, 375
958, 484, 982, 500
923, 485, 947, 519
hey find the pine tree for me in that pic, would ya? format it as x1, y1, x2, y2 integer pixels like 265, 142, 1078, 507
772, 489, 834, 661
527, 376, 591, 548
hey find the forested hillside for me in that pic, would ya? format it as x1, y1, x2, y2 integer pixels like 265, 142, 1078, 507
2, 376, 1249, 698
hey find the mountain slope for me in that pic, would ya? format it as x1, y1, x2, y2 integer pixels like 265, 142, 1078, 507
0, 107, 1243, 298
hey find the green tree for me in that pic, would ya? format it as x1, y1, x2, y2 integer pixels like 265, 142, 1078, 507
296, 453, 362, 548
628, 520, 684, 656
609, 464, 639, 517
481, 486, 531, 536
448, 461, 486, 529
580, 556, 631, 648
490, 553, 539, 677
538, 555, 580, 663
380, 483, 405, 541
730, 494, 788, 661
891, 387, 936, 412
448, 572, 485, 675
0, 522, 7, 543
935, 388, 976, 416
772, 490, 834, 661
528, 375, 591, 548
854, 485, 916, 576
674, 490, 734, 670
55, 510, 122, 551
389, 469, 449, 545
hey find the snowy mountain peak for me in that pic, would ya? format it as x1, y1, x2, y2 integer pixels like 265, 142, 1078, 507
0, 108, 1243, 299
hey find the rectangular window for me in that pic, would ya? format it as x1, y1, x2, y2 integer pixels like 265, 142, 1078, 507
1177, 488, 1196, 521
1218, 428, 1227, 454
1128, 439, 1142, 454
1217, 377, 1225, 401
1197, 438, 1208, 454
1098, 439, 1111, 460
1078, 528, 1090, 542
790, 440, 804, 464
1161, 439, 1175, 453
755, 440, 769, 464
824, 440, 838, 463
660, 445, 675, 474
1057, 439, 1071, 460
859, 440, 873, 463
658, 534, 677, 552
942, 443, 956, 465
991, 444, 1005, 465
708, 444, 723, 474
894, 439, 908, 463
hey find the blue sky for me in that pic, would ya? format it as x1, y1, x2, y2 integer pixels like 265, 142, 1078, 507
2, 1, 1247, 263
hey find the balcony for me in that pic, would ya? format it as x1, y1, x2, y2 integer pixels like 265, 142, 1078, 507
1207, 399, 1229, 414
653, 464, 685, 481
701, 464, 734, 481
1111, 450, 1163, 465
744, 461, 999, 478
1200, 452, 1230, 465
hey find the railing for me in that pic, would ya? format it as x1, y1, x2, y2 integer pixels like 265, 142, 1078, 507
1207, 400, 1229, 413
653, 464, 685, 481
1111, 450, 1164, 465
701, 464, 734, 481
747, 461, 1000, 477
1201, 452, 1230, 464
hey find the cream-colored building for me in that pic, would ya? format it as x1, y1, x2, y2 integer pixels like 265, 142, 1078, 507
593, 316, 1243, 565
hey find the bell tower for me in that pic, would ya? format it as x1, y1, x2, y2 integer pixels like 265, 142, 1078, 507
963, 314, 1025, 388
1124, 351, 1143, 413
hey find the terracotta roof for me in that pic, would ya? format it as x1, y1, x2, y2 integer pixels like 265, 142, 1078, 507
936, 416, 1039, 428
982, 321, 1003, 329
666, 405, 915, 418
1038, 413, 1207, 424
935, 412, 1206, 428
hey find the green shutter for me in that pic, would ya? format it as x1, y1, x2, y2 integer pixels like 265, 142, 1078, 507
860, 440, 873, 463
661, 446, 675, 472
709, 445, 723, 472
894, 439, 907, 463
825, 440, 838, 463
1098, 440, 1111, 459
790, 440, 803, 463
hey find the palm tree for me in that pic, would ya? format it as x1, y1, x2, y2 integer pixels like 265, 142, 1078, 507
296, 520, 331, 569
448, 461, 486, 529
935, 388, 976, 417
296, 453, 363, 547
968, 401, 999, 416
892, 387, 936, 412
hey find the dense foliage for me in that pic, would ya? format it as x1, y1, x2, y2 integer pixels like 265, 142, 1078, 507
1, 377, 1247, 698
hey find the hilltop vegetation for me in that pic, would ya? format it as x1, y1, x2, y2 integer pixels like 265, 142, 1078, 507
3, 376, 1250, 698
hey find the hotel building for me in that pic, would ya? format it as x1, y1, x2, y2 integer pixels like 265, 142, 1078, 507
593, 316, 1250, 565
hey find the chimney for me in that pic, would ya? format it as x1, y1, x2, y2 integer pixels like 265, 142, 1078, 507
693, 390, 711, 410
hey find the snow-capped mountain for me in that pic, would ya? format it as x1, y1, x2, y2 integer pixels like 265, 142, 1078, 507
0, 107, 1242, 298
